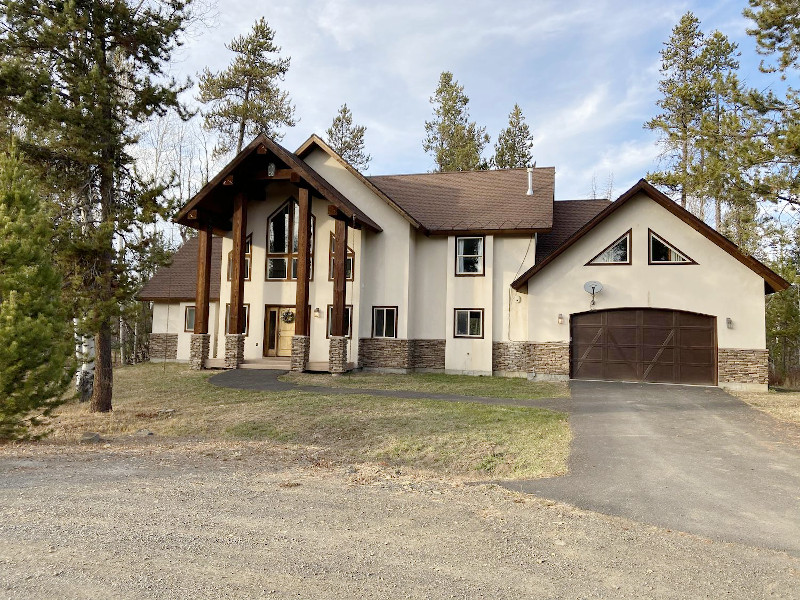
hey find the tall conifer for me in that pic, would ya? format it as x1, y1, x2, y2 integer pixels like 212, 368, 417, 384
326, 104, 371, 171
494, 104, 534, 169
199, 18, 296, 156
423, 72, 489, 172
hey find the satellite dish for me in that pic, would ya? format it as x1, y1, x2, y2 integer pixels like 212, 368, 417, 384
584, 281, 603, 294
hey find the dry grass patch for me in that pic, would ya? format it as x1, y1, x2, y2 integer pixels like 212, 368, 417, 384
31, 363, 570, 480
281, 371, 569, 400
734, 388, 800, 426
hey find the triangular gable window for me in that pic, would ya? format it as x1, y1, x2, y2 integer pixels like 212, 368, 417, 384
587, 230, 631, 265
648, 229, 695, 264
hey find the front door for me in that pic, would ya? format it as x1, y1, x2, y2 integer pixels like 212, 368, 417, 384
264, 306, 295, 357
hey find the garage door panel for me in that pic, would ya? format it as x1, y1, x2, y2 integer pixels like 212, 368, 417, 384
571, 309, 716, 385
642, 347, 675, 362
642, 328, 674, 346
573, 345, 603, 361
680, 328, 714, 347
606, 345, 639, 362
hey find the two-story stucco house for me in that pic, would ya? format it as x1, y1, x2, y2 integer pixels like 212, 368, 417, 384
139, 134, 789, 391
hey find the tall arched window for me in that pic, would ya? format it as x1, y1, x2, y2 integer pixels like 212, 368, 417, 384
266, 199, 315, 281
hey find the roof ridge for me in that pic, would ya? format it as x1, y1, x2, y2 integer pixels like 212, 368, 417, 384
368, 167, 555, 178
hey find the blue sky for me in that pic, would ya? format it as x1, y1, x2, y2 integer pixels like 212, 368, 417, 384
173, 0, 779, 199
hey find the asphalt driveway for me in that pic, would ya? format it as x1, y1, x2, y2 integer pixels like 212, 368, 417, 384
506, 381, 800, 556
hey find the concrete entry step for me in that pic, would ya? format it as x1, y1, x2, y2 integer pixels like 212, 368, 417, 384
240, 358, 291, 370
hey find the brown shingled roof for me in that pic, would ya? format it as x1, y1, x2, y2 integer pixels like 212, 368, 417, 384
367, 168, 554, 234
536, 199, 611, 263
139, 236, 222, 302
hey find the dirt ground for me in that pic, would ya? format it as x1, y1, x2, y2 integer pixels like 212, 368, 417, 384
1, 440, 798, 599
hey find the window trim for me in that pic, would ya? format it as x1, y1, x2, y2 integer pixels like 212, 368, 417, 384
647, 228, 697, 265
455, 235, 485, 276
328, 232, 355, 282
265, 198, 315, 282
453, 308, 484, 339
224, 303, 250, 336
585, 229, 632, 266
372, 306, 398, 338
184, 305, 196, 333
227, 233, 252, 282
326, 304, 353, 339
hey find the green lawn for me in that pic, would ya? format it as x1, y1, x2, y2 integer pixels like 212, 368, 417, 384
281, 371, 569, 400
38, 363, 571, 480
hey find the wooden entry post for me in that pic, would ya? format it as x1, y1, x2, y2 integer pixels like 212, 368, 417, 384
226, 191, 248, 368
190, 220, 213, 369
194, 222, 213, 335
290, 187, 312, 372
328, 211, 349, 374
294, 188, 312, 336
331, 216, 349, 337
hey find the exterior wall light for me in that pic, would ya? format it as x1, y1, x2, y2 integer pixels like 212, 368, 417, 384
267, 162, 277, 177
558, 313, 564, 325
726, 317, 733, 329
314, 307, 321, 318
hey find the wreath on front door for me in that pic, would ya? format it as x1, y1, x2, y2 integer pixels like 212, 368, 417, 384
281, 309, 295, 324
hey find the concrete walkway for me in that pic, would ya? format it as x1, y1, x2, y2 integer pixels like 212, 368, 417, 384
211, 370, 800, 556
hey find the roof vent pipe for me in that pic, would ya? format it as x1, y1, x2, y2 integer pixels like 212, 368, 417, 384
526, 164, 535, 196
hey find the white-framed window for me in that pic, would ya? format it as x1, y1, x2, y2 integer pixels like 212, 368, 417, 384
328, 232, 354, 281
372, 307, 397, 338
266, 199, 315, 281
454, 308, 484, 338
225, 303, 250, 336
184, 306, 196, 332
227, 234, 252, 281
587, 230, 631, 265
456, 236, 484, 275
326, 304, 353, 338
648, 229, 695, 264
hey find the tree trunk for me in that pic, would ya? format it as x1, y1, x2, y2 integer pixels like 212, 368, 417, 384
90, 322, 113, 412
236, 80, 252, 154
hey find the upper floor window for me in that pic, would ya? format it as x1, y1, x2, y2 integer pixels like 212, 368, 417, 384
456, 236, 484, 275
266, 199, 315, 281
587, 230, 631, 265
328, 232, 354, 281
649, 229, 695, 264
227, 234, 252, 281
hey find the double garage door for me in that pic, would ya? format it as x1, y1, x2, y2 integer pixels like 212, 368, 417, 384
571, 308, 716, 385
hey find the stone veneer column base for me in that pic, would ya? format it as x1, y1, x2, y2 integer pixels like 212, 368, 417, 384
718, 348, 768, 388
530, 342, 570, 380
291, 335, 310, 372
189, 334, 210, 370
224, 334, 245, 369
329, 336, 348, 374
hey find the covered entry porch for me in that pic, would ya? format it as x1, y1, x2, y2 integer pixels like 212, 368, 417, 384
174, 134, 380, 373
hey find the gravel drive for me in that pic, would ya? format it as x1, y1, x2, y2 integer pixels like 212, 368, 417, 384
1, 441, 798, 599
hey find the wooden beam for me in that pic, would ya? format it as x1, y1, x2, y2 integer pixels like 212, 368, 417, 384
252, 168, 298, 181
193, 223, 213, 335
331, 218, 348, 337
294, 188, 312, 337
228, 191, 248, 335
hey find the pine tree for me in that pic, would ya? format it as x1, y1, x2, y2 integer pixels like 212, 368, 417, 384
0, 0, 193, 412
199, 18, 296, 156
744, 0, 800, 209
423, 72, 489, 172
0, 149, 72, 440
645, 12, 707, 209
326, 104, 371, 171
494, 104, 534, 169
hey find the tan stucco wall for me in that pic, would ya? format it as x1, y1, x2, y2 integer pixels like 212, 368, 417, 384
445, 235, 494, 375
410, 232, 448, 339
525, 192, 767, 350
152, 300, 219, 361
493, 235, 536, 343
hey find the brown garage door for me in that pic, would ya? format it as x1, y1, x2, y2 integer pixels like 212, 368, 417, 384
571, 309, 716, 385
